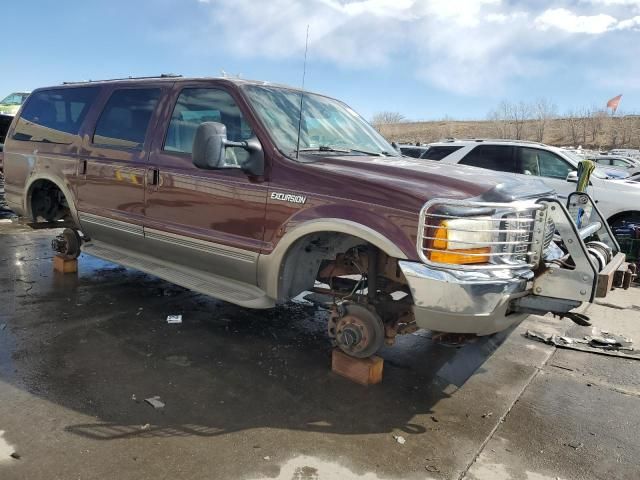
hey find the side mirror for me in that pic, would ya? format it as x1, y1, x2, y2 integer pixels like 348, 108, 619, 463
192, 122, 231, 170
566, 171, 578, 183
192, 122, 265, 176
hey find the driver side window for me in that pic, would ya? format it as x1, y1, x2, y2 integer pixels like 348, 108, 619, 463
164, 88, 253, 166
517, 147, 573, 179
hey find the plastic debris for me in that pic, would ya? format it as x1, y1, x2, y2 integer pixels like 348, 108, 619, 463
167, 314, 182, 324
393, 435, 406, 445
140, 424, 150, 430
145, 396, 165, 409
263, 456, 271, 461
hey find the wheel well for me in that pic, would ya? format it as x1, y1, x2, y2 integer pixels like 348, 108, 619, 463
279, 232, 366, 301
28, 179, 71, 222
608, 210, 640, 227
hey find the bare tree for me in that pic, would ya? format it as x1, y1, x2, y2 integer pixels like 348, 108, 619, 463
510, 101, 532, 140
371, 111, 406, 131
532, 98, 556, 142
563, 110, 581, 147
487, 101, 511, 138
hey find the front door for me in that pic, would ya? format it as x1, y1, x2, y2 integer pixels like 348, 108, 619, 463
145, 84, 268, 285
76, 86, 165, 249
514, 146, 584, 200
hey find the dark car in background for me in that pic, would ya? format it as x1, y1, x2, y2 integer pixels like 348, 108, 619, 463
0, 113, 14, 171
399, 144, 463, 160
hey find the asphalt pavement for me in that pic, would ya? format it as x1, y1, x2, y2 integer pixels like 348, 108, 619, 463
0, 221, 638, 479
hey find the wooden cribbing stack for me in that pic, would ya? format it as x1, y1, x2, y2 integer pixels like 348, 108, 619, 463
331, 349, 384, 386
53, 255, 78, 273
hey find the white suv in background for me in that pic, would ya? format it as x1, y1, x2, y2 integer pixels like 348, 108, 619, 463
426, 139, 640, 227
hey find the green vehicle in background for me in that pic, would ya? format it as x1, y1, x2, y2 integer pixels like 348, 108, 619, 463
0, 91, 30, 116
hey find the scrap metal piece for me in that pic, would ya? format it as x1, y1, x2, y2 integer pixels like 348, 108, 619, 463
145, 396, 165, 409
526, 329, 638, 359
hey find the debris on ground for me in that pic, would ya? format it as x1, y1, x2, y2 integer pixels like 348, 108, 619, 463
167, 314, 182, 324
144, 396, 165, 409
425, 464, 440, 473
525, 329, 638, 359
165, 355, 191, 367
393, 435, 406, 445
0, 323, 6, 331
10, 452, 21, 460
482, 412, 494, 419
263, 456, 271, 461
140, 424, 150, 431
566, 441, 584, 450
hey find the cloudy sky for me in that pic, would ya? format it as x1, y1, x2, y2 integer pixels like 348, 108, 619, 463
2, 0, 639, 119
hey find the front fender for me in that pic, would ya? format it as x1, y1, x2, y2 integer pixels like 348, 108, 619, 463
257, 215, 411, 300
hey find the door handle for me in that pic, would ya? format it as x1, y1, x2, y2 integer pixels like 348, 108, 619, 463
147, 168, 160, 188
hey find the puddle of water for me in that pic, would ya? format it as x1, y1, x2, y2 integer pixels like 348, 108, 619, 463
245, 455, 421, 480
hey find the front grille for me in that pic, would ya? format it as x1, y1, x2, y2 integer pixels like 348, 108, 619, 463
418, 198, 547, 270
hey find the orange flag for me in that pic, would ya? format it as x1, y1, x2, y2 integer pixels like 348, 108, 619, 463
606, 94, 622, 112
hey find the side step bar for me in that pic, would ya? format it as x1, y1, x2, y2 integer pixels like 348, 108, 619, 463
82, 241, 275, 309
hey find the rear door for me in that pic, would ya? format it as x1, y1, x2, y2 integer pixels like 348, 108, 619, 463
76, 85, 167, 249
458, 144, 517, 173
144, 83, 269, 284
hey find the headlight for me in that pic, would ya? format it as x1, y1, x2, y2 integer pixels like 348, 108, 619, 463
429, 218, 493, 265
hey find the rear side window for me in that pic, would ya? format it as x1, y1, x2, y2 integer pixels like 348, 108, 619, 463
459, 145, 516, 173
12, 87, 99, 144
422, 145, 462, 160
93, 88, 161, 149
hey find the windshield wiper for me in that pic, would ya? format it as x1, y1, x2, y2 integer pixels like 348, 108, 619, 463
297, 146, 351, 154
296, 145, 391, 157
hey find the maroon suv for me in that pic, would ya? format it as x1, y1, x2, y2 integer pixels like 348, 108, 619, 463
3, 76, 629, 358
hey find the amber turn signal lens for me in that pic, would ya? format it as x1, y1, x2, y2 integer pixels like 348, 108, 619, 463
430, 222, 491, 264
429, 247, 491, 265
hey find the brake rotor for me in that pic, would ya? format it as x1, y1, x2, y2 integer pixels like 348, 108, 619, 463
51, 228, 82, 260
329, 303, 384, 358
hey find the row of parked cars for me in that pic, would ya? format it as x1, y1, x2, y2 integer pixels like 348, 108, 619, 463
0, 78, 633, 359
400, 140, 640, 228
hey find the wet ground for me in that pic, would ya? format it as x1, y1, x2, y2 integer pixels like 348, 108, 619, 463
0, 220, 639, 479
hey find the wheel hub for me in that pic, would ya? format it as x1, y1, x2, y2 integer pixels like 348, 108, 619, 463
328, 303, 385, 358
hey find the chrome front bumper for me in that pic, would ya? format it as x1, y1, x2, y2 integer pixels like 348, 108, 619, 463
399, 261, 532, 335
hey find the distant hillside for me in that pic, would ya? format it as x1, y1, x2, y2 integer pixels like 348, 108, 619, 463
378, 115, 640, 150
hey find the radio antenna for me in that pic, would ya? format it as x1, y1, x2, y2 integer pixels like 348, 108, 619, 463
295, 25, 310, 159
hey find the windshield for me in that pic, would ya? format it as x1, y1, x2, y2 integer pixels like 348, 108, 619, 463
0, 93, 29, 106
243, 85, 399, 157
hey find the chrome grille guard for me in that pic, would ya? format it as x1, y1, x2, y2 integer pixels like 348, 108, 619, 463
417, 198, 548, 271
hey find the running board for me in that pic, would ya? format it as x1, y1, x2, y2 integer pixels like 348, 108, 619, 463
82, 241, 274, 309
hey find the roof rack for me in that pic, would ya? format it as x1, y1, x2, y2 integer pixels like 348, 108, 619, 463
439, 137, 546, 146
62, 73, 182, 85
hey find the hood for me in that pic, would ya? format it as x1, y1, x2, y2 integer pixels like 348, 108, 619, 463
305, 155, 554, 210
0, 105, 19, 116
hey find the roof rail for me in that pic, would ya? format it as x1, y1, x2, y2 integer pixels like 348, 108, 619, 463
62, 73, 182, 85
439, 137, 546, 146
